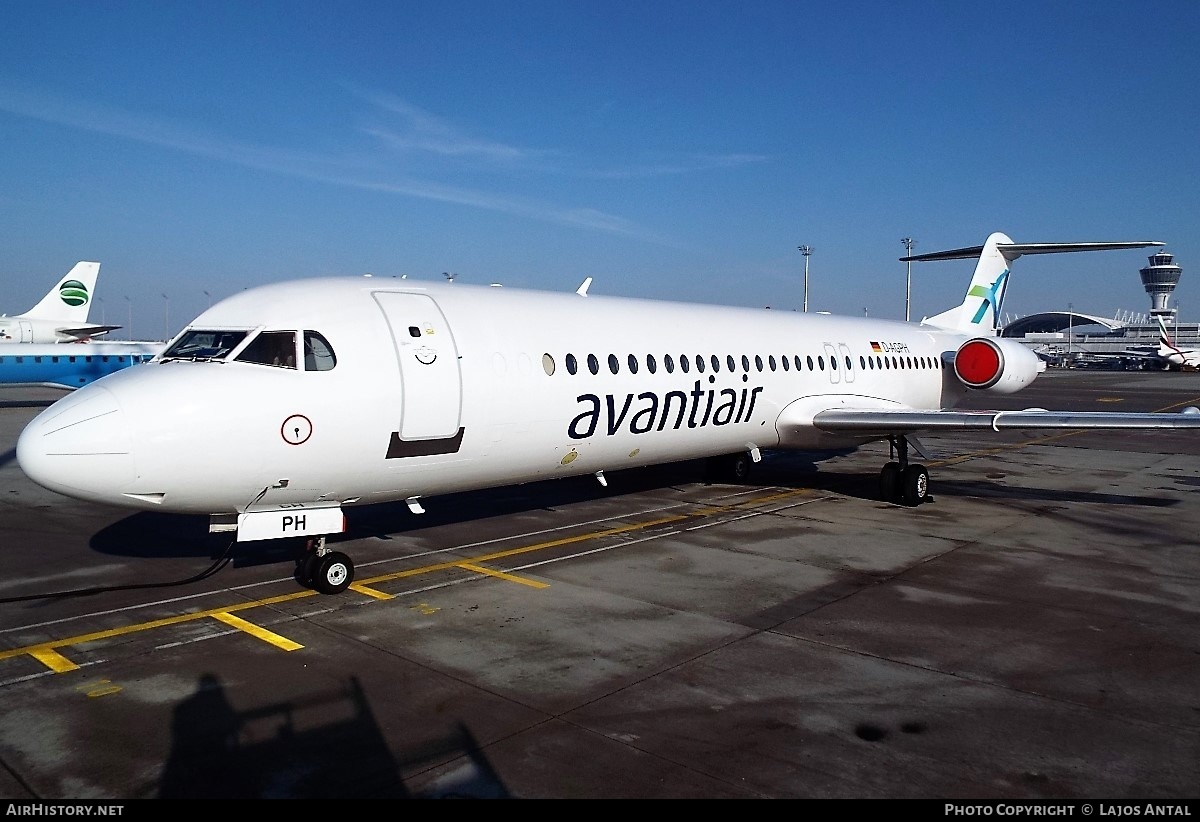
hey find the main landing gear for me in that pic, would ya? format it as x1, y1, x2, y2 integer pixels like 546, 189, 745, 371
705, 451, 754, 483
298, 536, 355, 594
879, 434, 929, 507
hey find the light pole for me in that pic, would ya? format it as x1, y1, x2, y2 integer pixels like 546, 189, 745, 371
204, 290, 211, 308
798, 245, 812, 312
1068, 302, 1073, 366
125, 296, 132, 341
901, 237, 916, 322
162, 293, 169, 341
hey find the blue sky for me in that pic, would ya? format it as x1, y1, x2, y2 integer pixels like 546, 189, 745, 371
2, 1, 1198, 339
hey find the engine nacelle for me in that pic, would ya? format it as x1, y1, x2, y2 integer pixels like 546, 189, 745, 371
952, 337, 1042, 394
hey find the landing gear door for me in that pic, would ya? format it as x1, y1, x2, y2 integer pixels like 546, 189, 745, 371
373, 292, 463, 440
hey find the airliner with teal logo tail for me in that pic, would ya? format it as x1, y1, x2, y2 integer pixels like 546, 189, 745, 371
18, 233, 1195, 596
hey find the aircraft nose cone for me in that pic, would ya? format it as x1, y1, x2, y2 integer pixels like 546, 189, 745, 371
16, 386, 136, 500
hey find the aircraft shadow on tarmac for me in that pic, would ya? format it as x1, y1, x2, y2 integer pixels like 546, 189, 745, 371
85, 445, 1175, 576
929, 479, 1179, 507
86, 450, 858, 569
153, 672, 510, 799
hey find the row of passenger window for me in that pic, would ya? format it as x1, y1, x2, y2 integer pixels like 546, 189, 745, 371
0, 354, 156, 364
541, 351, 944, 377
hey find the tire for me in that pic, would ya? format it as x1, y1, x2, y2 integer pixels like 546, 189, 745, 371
901, 464, 929, 507
314, 551, 355, 594
298, 551, 321, 587
728, 453, 752, 482
707, 453, 752, 483
879, 461, 902, 502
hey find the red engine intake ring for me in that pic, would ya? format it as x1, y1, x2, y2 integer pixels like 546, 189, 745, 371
955, 338, 1004, 389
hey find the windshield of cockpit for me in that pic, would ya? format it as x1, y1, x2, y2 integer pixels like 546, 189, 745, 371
161, 330, 249, 360
161, 329, 337, 371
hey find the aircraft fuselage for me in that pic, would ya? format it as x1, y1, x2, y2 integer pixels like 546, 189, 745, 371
16, 278, 971, 514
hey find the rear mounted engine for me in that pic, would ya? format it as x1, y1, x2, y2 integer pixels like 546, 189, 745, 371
952, 337, 1042, 394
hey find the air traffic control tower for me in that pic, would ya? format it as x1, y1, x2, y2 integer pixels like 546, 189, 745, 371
1141, 250, 1183, 321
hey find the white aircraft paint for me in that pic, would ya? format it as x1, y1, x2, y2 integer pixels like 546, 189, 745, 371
17, 233, 1200, 593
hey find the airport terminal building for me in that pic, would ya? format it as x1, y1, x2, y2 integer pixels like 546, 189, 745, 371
1001, 251, 1197, 369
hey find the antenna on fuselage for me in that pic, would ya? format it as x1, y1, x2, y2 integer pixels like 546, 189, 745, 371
576, 277, 592, 297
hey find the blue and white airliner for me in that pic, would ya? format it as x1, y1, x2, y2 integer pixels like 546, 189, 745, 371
0, 341, 164, 390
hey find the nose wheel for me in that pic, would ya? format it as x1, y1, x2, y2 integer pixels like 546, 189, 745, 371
298, 537, 355, 594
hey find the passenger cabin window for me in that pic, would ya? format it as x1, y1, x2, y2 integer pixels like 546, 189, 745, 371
304, 331, 337, 371
237, 331, 298, 368
163, 329, 249, 360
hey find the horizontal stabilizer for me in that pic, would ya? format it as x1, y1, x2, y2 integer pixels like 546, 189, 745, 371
902, 241, 1163, 263
58, 325, 121, 340
917, 234, 1165, 336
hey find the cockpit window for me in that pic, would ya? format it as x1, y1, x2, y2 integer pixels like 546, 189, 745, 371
162, 330, 249, 360
303, 331, 337, 371
236, 331, 298, 368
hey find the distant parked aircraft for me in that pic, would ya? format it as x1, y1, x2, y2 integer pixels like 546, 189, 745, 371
0, 341, 163, 389
1155, 315, 1200, 369
0, 261, 119, 343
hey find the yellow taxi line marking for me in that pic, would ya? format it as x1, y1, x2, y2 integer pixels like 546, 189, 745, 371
1, 492, 845, 674
357, 514, 687, 588
347, 583, 394, 601
209, 612, 303, 651
930, 432, 1081, 467
455, 563, 550, 588
0, 512, 690, 673
1161, 395, 1200, 411
736, 488, 811, 507
29, 647, 80, 673
688, 488, 809, 517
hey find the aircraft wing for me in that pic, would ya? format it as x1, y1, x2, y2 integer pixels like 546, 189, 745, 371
809, 407, 1200, 437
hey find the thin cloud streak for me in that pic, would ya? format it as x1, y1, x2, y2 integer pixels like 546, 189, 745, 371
358, 91, 534, 162
354, 86, 767, 179
0, 80, 666, 242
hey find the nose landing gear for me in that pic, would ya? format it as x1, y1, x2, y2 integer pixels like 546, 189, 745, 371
298, 536, 355, 594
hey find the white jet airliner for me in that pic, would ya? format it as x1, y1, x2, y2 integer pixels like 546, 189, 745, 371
0, 261, 119, 343
1155, 315, 1200, 369
17, 232, 1200, 594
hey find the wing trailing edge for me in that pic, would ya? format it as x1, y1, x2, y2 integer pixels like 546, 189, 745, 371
808, 407, 1200, 437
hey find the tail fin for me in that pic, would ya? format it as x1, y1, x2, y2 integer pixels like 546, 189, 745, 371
1156, 314, 1184, 360
21, 262, 101, 322
920, 232, 1014, 335
915, 236, 1165, 336
1156, 314, 1173, 346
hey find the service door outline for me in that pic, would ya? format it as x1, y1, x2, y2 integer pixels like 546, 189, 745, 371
373, 291, 464, 440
